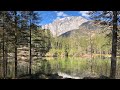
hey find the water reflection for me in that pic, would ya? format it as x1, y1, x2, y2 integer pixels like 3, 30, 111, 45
0, 57, 120, 79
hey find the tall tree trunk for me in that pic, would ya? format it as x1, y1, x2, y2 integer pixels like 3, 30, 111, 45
29, 19, 32, 75
14, 11, 18, 78
5, 47, 7, 78
2, 16, 5, 78
110, 11, 118, 79
5, 37, 8, 78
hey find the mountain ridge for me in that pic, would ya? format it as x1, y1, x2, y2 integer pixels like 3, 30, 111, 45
41, 16, 88, 36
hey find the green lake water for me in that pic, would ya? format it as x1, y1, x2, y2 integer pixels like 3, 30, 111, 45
0, 57, 120, 79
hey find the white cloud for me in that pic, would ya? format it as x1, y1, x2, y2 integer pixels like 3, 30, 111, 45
54, 11, 69, 20
79, 11, 90, 17
56, 11, 69, 17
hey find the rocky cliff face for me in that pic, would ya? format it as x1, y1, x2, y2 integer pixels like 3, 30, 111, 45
42, 16, 88, 36
59, 20, 110, 37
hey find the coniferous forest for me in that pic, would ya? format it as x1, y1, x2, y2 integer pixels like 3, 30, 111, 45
0, 11, 120, 79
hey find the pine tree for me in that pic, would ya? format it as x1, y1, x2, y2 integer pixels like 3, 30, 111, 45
88, 11, 118, 78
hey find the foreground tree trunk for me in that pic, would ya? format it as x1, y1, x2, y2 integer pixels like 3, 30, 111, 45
5, 45, 8, 78
2, 15, 5, 78
110, 11, 118, 79
29, 19, 32, 75
14, 11, 18, 78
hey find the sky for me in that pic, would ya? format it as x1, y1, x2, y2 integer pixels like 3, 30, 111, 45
38, 11, 90, 26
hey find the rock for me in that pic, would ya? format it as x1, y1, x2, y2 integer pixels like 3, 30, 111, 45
83, 77, 99, 79
42, 16, 88, 37
18, 74, 31, 79
49, 73, 59, 79
39, 74, 47, 79
99, 75, 110, 79
83, 75, 110, 79
61, 77, 73, 79
58, 76, 63, 79
57, 72, 80, 79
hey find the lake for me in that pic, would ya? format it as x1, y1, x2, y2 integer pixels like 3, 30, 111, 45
0, 57, 120, 79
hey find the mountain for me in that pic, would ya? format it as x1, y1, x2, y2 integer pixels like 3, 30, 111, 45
41, 16, 88, 36
59, 20, 106, 37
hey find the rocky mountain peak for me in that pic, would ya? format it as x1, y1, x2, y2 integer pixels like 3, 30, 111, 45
42, 16, 88, 36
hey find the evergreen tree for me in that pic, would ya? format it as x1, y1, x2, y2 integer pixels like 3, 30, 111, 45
88, 11, 118, 78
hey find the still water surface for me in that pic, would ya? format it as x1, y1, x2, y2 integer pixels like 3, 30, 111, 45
0, 57, 120, 79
